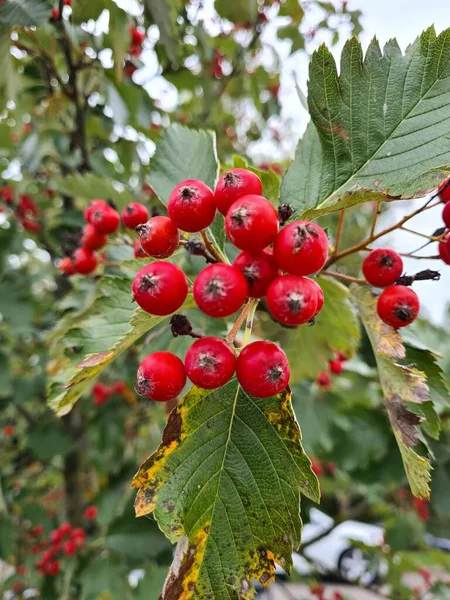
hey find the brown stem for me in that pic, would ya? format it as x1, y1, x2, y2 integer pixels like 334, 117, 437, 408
332, 209, 345, 255
400, 226, 444, 241
369, 200, 381, 237
200, 230, 223, 263
399, 253, 440, 260
225, 300, 252, 344
326, 199, 440, 267
321, 271, 365, 285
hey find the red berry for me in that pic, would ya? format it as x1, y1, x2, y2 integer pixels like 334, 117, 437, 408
58, 522, 72, 537
362, 248, 403, 287
64, 539, 76, 555
266, 275, 319, 326
112, 381, 126, 395
327, 461, 336, 474
438, 177, 450, 203
84, 505, 97, 520
136, 216, 179, 258
58, 257, 75, 276
185, 337, 236, 389
130, 26, 145, 45
50, 529, 63, 545
80, 224, 108, 251
31, 524, 44, 537
310, 458, 323, 477
136, 352, 186, 401
236, 341, 290, 398
133, 240, 148, 258
63, 0, 71, 5
377, 285, 420, 328
329, 360, 343, 374
439, 233, 450, 264
84, 199, 107, 223
3, 424, 15, 437
132, 262, 188, 315
168, 179, 216, 232
47, 560, 60, 576
442, 201, 450, 228
225, 195, 278, 252
93, 383, 109, 406
214, 168, 262, 215
70, 528, 85, 544
336, 351, 347, 362
273, 221, 328, 275
313, 281, 324, 316
90, 206, 120, 234
193, 264, 248, 318
121, 203, 149, 229
232, 249, 278, 298
50, 8, 59, 19
317, 372, 331, 387
22, 218, 41, 232
73, 248, 98, 274
11, 582, 23, 593
16, 565, 27, 576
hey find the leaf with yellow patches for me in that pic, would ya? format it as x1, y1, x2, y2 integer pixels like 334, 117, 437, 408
133, 381, 319, 599
353, 286, 432, 498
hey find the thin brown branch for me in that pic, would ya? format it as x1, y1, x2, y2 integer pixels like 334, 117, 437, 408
332, 209, 345, 255
225, 300, 252, 344
200, 230, 223, 263
369, 200, 381, 237
321, 271, 365, 285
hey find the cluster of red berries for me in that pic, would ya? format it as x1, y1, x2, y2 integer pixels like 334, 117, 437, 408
92, 381, 127, 406
437, 178, 450, 264
0, 188, 41, 232
132, 168, 329, 401
310, 458, 336, 477
310, 584, 342, 600
128, 25, 145, 57
32, 521, 86, 576
316, 351, 347, 388
58, 200, 149, 276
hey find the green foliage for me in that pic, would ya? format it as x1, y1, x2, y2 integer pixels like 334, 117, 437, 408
281, 28, 450, 219
133, 381, 319, 599
0, 0, 51, 26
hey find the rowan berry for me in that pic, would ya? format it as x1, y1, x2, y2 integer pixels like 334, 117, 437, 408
362, 248, 403, 287
168, 179, 216, 232
58, 257, 75, 276
130, 26, 145, 45
317, 372, 331, 387
232, 249, 278, 298
93, 383, 109, 406
132, 262, 188, 315
64, 539, 76, 555
214, 168, 262, 215
84, 506, 97, 520
438, 177, 450, 203
121, 202, 149, 229
80, 224, 108, 251
58, 522, 72, 537
46, 560, 60, 576
439, 233, 450, 264
90, 206, 120, 234
73, 248, 98, 274
442, 201, 450, 228
377, 285, 420, 328
133, 240, 148, 258
329, 360, 343, 374
136, 216, 179, 258
84, 199, 107, 223
136, 352, 186, 401
266, 275, 319, 325
185, 337, 236, 389
70, 528, 85, 547
193, 264, 248, 317
236, 341, 290, 398
225, 195, 278, 252
3, 424, 15, 437
50, 529, 63, 545
273, 220, 328, 275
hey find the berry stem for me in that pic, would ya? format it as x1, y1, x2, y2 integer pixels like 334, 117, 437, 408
369, 201, 381, 237
243, 299, 259, 346
399, 253, 440, 260
331, 209, 346, 256
200, 229, 227, 263
325, 199, 441, 267
399, 226, 445, 241
225, 299, 253, 344
321, 271, 366, 285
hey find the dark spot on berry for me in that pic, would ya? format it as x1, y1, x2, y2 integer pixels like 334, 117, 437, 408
179, 186, 196, 200
224, 171, 240, 187
394, 305, 414, 322
292, 223, 319, 251
205, 277, 225, 298
135, 375, 152, 396
231, 207, 248, 227
267, 365, 283, 382
197, 353, 218, 371
135, 223, 150, 236
140, 274, 158, 291
286, 292, 303, 314
380, 254, 394, 268
242, 264, 259, 287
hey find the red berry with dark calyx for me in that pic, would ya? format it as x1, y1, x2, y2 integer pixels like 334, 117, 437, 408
73, 248, 98, 275
58, 257, 75, 276
84, 199, 108, 223
377, 285, 420, 328
185, 337, 236, 389
329, 359, 343, 374
317, 372, 331, 387
438, 233, 450, 264
225, 195, 278, 252
442, 201, 450, 228
362, 248, 403, 287
236, 341, 290, 398
90, 206, 120, 234
136, 352, 186, 401
50, 8, 59, 20
121, 202, 149, 229
214, 168, 262, 215
168, 179, 216, 232
266, 275, 319, 326
133, 240, 148, 258
438, 177, 450, 203
193, 264, 249, 318
274, 220, 328, 276
132, 262, 188, 316
232, 249, 278, 298
136, 216, 179, 258
81, 224, 108, 251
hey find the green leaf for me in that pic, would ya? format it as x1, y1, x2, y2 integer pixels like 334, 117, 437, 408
80, 556, 130, 600
232, 155, 281, 205
257, 278, 360, 382
282, 28, 450, 219
106, 512, 171, 562
133, 381, 319, 599
47, 273, 196, 416
0, 28, 16, 104
132, 565, 170, 600
0, 0, 50, 26
52, 173, 136, 209
70, 0, 105, 24
148, 124, 219, 204
108, 2, 130, 81
215, 0, 257, 23
0, 515, 14, 560
144, 0, 178, 62
353, 286, 432, 498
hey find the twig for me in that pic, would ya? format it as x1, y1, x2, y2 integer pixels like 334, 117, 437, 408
243, 299, 259, 345
321, 271, 365, 285
225, 300, 252, 344
400, 226, 444, 241
200, 230, 224, 263
332, 209, 345, 255
369, 200, 381, 237
399, 253, 440, 260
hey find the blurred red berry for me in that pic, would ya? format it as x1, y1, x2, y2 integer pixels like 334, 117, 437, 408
58, 522, 72, 537
310, 458, 323, 477
16, 565, 27, 575
71, 528, 86, 547
327, 462, 336, 474
58, 257, 75, 276
414, 497, 430, 522
47, 560, 60, 576
316, 372, 331, 387
93, 383, 110, 406
84, 505, 97, 520
50, 529, 63, 545
112, 381, 126, 395
31, 524, 44, 537
329, 360, 343, 374
3, 424, 15, 437
64, 539, 76, 555
12, 582, 23, 593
